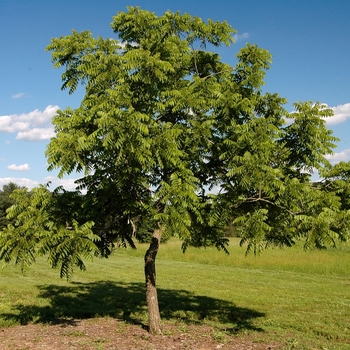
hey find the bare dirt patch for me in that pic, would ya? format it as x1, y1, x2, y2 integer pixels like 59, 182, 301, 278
0, 318, 282, 349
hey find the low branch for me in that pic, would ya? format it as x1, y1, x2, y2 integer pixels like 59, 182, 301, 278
245, 196, 299, 216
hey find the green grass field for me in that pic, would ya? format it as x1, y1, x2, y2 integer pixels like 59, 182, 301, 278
0, 238, 349, 349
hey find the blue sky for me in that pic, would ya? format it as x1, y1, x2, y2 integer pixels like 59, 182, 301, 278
1, 0, 350, 190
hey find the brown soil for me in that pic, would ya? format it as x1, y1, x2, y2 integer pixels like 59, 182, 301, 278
0, 318, 282, 350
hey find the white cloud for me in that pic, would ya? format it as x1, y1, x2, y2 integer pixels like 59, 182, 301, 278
12, 92, 25, 99
0, 177, 39, 190
326, 103, 350, 125
117, 40, 138, 49
233, 32, 249, 41
17, 127, 56, 141
8, 163, 31, 171
44, 176, 82, 192
0, 105, 59, 141
325, 149, 350, 164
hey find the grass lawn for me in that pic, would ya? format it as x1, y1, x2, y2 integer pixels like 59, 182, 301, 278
0, 238, 349, 349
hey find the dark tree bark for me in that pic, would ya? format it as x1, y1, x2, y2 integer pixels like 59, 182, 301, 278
144, 228, 162, 334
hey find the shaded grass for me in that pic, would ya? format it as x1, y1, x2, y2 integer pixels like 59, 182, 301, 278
0, 238, 349, 349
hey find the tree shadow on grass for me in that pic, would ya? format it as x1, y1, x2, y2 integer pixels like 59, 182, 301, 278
1, 281, 265, 333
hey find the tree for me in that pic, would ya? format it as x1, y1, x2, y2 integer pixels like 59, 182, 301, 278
0, 182, 23, 230
320, 161, 350, 211
0, 7, 348, 334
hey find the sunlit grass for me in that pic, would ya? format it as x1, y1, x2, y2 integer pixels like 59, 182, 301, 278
123, 237, 350, 277
0, 237, 349, 349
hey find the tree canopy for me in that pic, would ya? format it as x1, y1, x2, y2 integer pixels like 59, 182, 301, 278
0, 7, 349, 334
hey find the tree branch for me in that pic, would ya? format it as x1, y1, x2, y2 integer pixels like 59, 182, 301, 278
245, 196, 299, 216
201, 68, 233, 80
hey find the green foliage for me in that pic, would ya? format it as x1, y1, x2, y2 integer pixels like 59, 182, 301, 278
282, 101, 337, 176
320, 160, 350, 210
135, 215, 170, 244
1, 7, 348, 281
44, 6, 238, 253
0, 186, 100, 279
0, 182, 23, 230
44, 7, 347, 255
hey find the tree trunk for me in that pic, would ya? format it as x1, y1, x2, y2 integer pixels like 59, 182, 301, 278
144, 228, 162, 334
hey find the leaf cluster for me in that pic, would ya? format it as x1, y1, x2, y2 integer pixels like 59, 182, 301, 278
0, 186, 100, 279
0, 182, 23, 230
